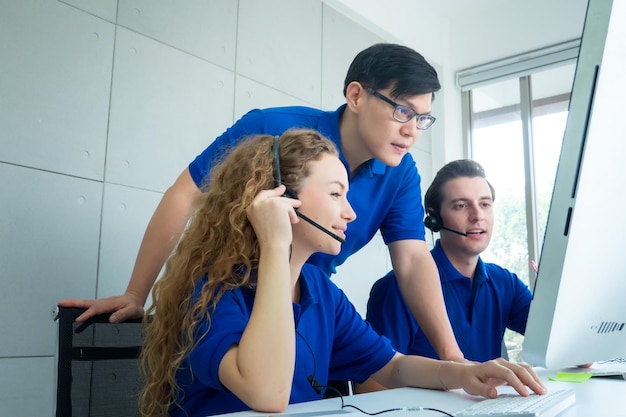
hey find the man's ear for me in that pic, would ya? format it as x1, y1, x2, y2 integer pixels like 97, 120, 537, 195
345, 81, 365, 111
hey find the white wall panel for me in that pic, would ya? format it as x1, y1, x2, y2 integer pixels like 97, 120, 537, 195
0, 164, 101, 357
414, 125, 433, 154
59, 0, 118, 22
0, 357, 55, 417
321, 5, 384, 110
412, 147, 434, 247
326, 0, 443, 66
237, 0, 322, 104
0, 0, 114, 180
106, 28, 235, 192
234, 75, 315, 122
117, 0, 237, 70
97, 183, 163, 300
412, 147, 433, 195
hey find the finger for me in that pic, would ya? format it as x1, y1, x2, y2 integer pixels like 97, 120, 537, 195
250, 186, 286, 206
522, 364, 546, 390
261, 184, 287, 198
464, 362, 523, 399
496, 369, 543, 397
499, 361, 546, 395
109, 305, 144, 323
57, 299, 95, 309
73, 298, 121, 322
57, 299, 102, 323
500, 373, 530, 397
75, 306, 103, 323
273, 184, 286, 194
287, 208, 300, 224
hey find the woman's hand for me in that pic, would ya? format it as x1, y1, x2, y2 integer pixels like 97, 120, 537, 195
457, 358, 546, 398
246, 185, 301, 248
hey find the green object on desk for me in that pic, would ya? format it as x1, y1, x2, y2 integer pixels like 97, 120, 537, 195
548, 372, 593, 383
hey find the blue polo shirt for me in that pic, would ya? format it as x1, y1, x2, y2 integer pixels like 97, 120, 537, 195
188, 106, 425, 275
172, 263, 396, 417
366, 240, 532, 362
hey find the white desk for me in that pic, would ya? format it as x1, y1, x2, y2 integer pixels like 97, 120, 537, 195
216, 367, 626, 417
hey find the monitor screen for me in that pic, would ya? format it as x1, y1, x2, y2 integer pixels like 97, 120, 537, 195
522, 0, 626, 369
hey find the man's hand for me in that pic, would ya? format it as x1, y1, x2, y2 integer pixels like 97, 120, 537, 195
58, 292, 144, 323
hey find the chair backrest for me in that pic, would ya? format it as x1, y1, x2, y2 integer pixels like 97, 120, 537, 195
324, 379, 353, 398
55, 306, 144, 417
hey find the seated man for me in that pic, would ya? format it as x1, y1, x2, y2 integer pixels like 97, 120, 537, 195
366, 159, 532, 371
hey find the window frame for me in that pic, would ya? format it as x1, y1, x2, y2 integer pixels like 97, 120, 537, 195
458, 42, 580, 288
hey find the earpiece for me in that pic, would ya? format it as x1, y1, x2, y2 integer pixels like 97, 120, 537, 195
424, 210, 443, 233
283, 188, 298, 200
424, 209, 468, 237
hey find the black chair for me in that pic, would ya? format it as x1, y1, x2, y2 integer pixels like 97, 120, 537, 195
54, 306, 145, 417
324, 379, 353, 398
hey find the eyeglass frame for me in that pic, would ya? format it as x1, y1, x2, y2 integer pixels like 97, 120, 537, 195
365, 87, 436, 130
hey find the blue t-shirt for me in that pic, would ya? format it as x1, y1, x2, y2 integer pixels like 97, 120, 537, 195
366, 240, 532, 362
188, 105, 426, 275
172, 263, 396, 417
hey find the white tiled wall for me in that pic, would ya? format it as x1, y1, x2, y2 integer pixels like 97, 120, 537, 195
0, 1, 432, 415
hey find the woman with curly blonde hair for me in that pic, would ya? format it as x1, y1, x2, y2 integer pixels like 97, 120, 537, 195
139, 129, 545, 417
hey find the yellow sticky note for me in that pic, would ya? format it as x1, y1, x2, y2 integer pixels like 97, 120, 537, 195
548, 372, 593, 383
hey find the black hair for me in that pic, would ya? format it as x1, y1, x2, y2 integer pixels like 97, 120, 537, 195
424, 159, 495, 215
343, 43, 441, 100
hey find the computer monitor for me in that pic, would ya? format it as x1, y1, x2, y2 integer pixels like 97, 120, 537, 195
522, 0, 626, 369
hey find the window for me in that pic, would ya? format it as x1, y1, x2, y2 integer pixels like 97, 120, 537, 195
459, 48, 578, 361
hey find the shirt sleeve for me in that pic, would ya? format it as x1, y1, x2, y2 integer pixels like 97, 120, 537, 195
366, 273, 416, 354
186, 291, 251, 390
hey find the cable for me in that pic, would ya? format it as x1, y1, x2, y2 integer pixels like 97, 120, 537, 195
297, 330, 454, 416
321, 386, 454, 417
296, 330, 323, 394
340, 398, 453, 416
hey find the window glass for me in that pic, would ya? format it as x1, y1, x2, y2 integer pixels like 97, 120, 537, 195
470, 79, 528, 285
468, 64, 576, 361
531, 63, 576, 250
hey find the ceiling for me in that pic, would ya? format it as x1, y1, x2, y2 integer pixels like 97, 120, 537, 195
332, 0, 589, 111
333, 0, 589, 71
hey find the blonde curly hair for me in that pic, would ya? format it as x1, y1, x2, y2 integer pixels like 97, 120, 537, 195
138, 129, 338, 416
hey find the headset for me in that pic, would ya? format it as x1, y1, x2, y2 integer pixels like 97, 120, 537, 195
424, 209, 467, 237
272, 136, 345, 244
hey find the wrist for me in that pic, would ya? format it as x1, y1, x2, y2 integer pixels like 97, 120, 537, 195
436, 361, 450, 391
438, 360, 473, 391
123, 290, 146, 306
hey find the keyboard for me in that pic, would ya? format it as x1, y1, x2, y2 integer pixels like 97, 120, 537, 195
454, 389, 575, 417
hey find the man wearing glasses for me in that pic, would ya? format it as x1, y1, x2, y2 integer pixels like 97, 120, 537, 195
60, 43, 465, 363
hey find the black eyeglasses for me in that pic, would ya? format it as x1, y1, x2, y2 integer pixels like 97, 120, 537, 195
365, 88, 436, 130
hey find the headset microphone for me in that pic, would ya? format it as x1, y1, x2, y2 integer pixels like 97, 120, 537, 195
437, 225, 468, 237
424, 213, 468, 237
295, 210, 346, 244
